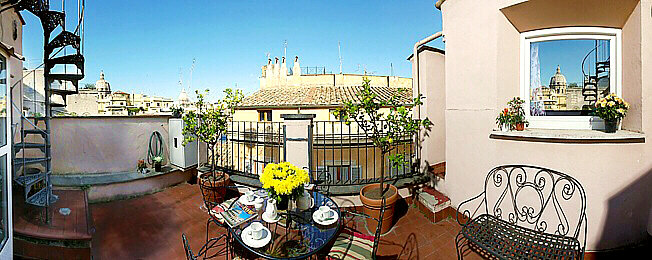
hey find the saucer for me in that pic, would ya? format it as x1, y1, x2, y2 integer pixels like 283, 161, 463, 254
241, 225, 272, 248
262, 211, 280, 223
312, 209, 339, 226
238, 195, 257, 206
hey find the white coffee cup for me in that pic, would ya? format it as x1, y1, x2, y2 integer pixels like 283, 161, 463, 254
247, 222, 265, 240
245, 190, 255, 202
318, 206, 334, 220
254, 197, 264, 210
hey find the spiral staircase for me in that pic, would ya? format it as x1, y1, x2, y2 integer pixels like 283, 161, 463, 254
12, 0, 85, 209
581, 40, 610, 110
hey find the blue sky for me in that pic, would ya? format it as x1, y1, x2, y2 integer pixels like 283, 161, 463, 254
535, 39, 609, 87
21, 0, 444, 100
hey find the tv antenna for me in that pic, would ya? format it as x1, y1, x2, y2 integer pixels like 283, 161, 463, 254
189, 58, 196, 91
283, 40, 287, 59
338, 41, 343, 74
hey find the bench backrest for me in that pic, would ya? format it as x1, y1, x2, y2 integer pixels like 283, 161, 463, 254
482, 165, 587, 240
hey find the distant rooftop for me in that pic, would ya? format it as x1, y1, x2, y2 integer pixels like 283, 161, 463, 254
239, 85, 412, 109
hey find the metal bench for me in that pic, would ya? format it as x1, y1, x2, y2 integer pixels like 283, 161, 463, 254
455, 165, 587, 259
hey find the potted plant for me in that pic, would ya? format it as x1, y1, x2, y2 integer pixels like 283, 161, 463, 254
594, 94, 629, 133
137, 159, 148, 174
152, 156, 163, 172
259, 162, 310, 210
333, 78, 432, 234
182, 88, 243, 204
508, 97, 528, 131
496, 108, 511, 131
171, 107, 184, 118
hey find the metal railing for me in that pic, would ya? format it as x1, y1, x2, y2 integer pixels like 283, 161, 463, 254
312, 121, 418, 187
215, 121, 284, 179
213, 120, 420, 189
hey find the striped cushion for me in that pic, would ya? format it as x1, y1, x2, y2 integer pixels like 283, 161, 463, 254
328, 230, 375, 260
209, 197, 237, 224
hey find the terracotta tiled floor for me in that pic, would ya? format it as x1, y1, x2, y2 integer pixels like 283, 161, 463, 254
90, 183, 482, 259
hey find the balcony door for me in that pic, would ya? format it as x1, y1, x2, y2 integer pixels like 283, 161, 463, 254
0, 53, 13, 257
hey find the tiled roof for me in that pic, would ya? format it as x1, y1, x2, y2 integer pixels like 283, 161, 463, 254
239, 86, 413, 108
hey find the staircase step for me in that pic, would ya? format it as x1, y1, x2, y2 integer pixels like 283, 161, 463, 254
47, 54, 84, 70
49, 73, 84, 82
14, 142, 49, 149
416, 187, 452, 223
38, 10, 65, 35
15, 173, 47, 188
14, 157, 50, 167
50, 102, 66, 108
26, 186, 58, 207
50, 88, 78, 96
23, 129, 48, 136
46, 31, 81, 53
17, 0, 48, 14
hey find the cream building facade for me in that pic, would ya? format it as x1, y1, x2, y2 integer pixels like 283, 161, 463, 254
416, 0, 652, 252
66, 71, 174, 116
226, 57, 415, 182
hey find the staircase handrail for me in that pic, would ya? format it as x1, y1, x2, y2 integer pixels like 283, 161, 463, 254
581, 42, 607, 78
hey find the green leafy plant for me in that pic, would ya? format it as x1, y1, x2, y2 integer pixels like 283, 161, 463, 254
332, 78, 432, 198
152, 156, 163, 164
182, 89, 243, 180
496, 97, 529, 130
507, 97, 528, 127
593, 93, 629, 122
127, 107, 145, 116
171, 107, 184, 118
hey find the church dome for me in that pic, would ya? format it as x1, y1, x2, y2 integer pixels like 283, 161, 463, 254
178, 88, 191, 104
549, 65, 567, 87
96, 71, 111, 92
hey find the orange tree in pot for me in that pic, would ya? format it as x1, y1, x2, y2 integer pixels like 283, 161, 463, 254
333, 78, 432, 234
183, 88, 243, 204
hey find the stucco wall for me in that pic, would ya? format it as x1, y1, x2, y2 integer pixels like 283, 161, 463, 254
411, 49, 446, 169
439, 0, 652, 251
49, 116, 171, 174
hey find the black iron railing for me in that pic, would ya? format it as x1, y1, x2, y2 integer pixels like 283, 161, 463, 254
215, 121, 284, 179
215, 120, 421, 190
312, 121, 418, 187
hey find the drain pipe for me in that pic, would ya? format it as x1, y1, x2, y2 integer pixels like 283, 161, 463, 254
435, 0, 446, 9
413, 31, 443, 121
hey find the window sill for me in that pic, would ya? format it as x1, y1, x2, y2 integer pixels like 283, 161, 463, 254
490, 129, 645, 144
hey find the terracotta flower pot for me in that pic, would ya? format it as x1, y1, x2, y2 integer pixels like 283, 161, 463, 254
360, 183, 399, 234
515, 123, 525, 131
199, 172, 230, 204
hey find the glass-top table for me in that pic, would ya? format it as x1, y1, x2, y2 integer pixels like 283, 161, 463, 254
228, 191, 341, 260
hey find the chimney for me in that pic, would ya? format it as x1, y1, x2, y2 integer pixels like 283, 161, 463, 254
293, 56, 301, 76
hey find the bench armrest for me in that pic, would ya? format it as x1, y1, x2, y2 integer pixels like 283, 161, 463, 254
456, 192, 486, 226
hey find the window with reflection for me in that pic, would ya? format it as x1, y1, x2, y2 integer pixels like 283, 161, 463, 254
529, 39, 611, 116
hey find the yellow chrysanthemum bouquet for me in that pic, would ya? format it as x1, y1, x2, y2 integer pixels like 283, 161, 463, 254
594, 93, 630, 133
259, 162, 310, 206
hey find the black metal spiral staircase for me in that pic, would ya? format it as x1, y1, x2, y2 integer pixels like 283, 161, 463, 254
13, 0, 85, 208
581, 41, 610, 110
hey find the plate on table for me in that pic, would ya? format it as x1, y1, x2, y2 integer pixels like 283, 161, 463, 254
262, 211, 281, 223
241, 225, 272, 248
238, 195, 257, 206
312, 209, 339, 226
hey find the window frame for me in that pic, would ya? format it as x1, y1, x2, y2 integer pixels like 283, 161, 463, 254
258, 110, 272, 122
520, 27, 622, 129
0, 52, 12, 254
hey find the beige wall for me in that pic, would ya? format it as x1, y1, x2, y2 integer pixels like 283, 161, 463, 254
438, 0, 652, 251
411, 49, 446, 172
48, 116, 171, 174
